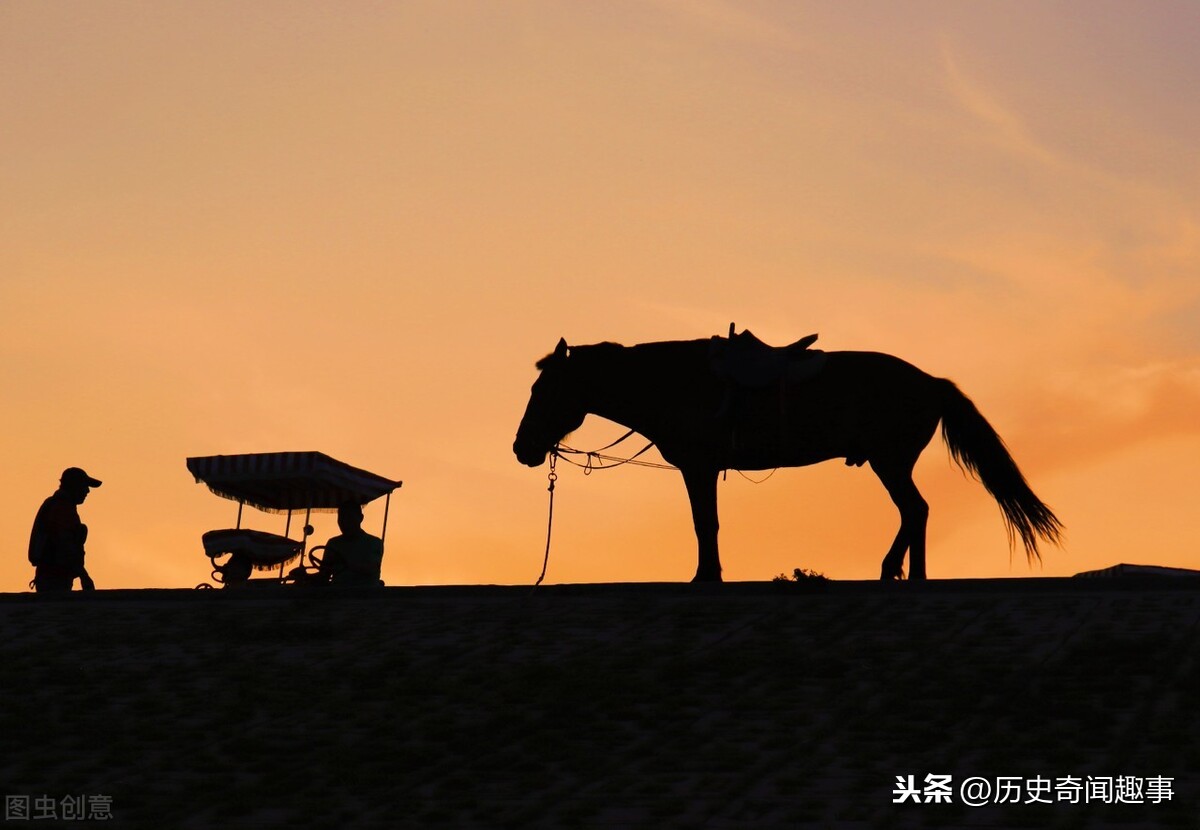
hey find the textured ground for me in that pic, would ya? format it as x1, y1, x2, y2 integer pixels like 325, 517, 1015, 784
1, 579, 1197, 829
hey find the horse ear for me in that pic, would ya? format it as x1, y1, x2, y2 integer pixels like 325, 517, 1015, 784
554, 337, 569, 358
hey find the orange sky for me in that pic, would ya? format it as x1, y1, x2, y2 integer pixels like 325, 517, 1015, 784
2, 2, 1198, 590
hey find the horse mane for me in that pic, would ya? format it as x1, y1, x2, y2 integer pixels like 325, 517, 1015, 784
540, 339, 715, 380
536, 341, 626, 370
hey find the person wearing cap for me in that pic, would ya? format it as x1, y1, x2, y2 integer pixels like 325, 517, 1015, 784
28, 467, 101, 593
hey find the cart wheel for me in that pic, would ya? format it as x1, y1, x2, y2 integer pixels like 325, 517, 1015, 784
195, 582, 215, 590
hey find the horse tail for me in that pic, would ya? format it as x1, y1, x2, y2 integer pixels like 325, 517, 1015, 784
937, 379, 1063, 562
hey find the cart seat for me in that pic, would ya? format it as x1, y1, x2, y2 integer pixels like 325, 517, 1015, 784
201, 528, 305, 571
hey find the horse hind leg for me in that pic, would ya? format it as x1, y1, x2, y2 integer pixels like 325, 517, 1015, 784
880, 527, 907, 580
871, 458, 930, 580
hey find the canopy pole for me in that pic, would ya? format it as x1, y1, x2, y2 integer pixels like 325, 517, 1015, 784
381, 491, 392, 546
281, 509, 294, 579
303, 507, 311, 555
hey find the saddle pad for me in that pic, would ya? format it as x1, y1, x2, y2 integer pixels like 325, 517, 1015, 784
710, 331, 827, 388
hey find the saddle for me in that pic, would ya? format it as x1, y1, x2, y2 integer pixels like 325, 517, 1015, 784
709, 327, 827, 388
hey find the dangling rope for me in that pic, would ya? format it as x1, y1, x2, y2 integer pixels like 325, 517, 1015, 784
531, 433, 673, 590
530, 428, 776, 589
532, 449, 558, 590
735, 468, 779, 484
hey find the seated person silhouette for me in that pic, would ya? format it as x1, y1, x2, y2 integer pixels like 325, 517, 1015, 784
216, 552, 254, 586
316, 501, 385, 586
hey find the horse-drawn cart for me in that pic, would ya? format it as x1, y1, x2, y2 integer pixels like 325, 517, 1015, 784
187, 451, 402, 588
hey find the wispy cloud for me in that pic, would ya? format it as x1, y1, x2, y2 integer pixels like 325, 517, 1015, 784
1010, 357, 1200, 477
650, 0, 806, 53
939, 36, 1060, 168
939, 32, 1200, 227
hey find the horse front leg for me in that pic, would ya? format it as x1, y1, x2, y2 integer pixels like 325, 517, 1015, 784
681, 467, 722, 582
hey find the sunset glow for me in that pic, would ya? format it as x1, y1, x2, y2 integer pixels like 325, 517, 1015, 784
3, 2, 1197, 590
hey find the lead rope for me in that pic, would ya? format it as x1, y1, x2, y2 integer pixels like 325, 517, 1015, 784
530, 429, 776, 588
531, 448, 559, 591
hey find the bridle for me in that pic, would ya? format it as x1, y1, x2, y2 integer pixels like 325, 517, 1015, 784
531, 429, 676, 590
554, 428, 676, 473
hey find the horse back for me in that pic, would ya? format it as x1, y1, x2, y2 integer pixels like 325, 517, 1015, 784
822, 350, 938, 392
728, 350, 944, 468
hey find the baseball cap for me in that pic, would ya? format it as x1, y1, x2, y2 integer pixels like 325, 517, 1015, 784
61, 467, 102, 488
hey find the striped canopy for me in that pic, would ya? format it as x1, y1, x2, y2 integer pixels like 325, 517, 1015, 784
187, 451, 402, 512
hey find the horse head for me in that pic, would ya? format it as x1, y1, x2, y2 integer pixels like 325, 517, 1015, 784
513, 338, 588, 467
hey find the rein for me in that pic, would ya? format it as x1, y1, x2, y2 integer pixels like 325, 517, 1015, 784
531, 430, 675, 590
530, 429, 774, 588
555, 443, 677, 473
554, 426, 678, 472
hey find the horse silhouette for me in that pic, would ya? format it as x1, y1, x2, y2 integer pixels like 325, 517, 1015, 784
513, 333, 1063, 581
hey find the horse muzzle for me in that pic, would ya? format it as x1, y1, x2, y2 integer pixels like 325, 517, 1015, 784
513, 440, 548, 468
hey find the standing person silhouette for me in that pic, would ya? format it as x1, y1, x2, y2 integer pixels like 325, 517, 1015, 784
28, 467, 101, 593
